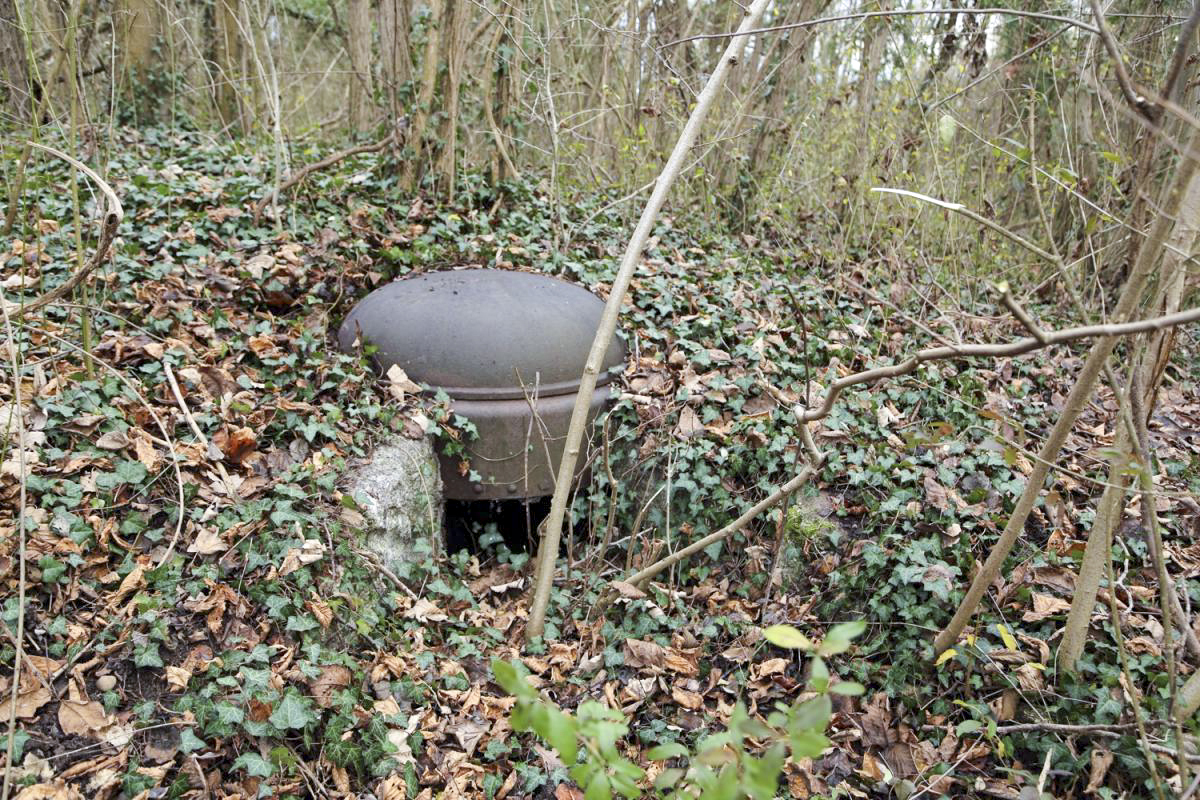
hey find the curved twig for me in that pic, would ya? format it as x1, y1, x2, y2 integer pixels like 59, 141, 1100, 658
796, 301, 1200, 423
1163, 1, 1200, 103
252, 129, 398, 223
1088, 0, 1156, 121
622, 425, 825, 590
7, 143, 124, 321
659, 8, 1099, 50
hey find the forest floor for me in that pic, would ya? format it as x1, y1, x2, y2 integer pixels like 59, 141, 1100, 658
2, 129, 1199, 799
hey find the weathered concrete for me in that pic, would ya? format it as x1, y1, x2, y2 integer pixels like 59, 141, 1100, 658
348, 435, 443, 570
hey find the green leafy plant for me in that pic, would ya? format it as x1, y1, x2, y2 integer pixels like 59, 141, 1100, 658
492, 621, 865, 799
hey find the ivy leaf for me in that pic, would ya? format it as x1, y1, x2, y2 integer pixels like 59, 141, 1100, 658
233, 752, 274, 778
179, 728, 206, 754
216, 704, 244, 725
269, 690, 315, 730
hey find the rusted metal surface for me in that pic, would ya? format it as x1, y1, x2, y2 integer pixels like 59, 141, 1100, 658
338, 269, 626, 499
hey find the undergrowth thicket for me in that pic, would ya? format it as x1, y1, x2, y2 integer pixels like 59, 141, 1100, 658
0, 128, 1197, 798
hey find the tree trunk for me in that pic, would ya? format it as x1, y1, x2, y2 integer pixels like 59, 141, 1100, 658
401, 0, 443, 191
435, 0, 464, 197
1058, 158, 1200, 673
379, 0, 412, 124
213, 0, 244, 131
116, 0, 159, 77
855, 8, 886, 178
347, 0, 373, 131
0, 0, 31, 121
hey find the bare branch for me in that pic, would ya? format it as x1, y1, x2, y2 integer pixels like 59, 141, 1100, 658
1088, 0, 1156, 120
623, 425, 825, 590
526, 0, 775, 643
659, 8, 1099, 50
4, 143, 124, 321
253, 128, 399, 223
1000, 291, 1049, 344
1162, 0, 1200, 103
796, 304, 1200, 424
872, 188, 1060, 265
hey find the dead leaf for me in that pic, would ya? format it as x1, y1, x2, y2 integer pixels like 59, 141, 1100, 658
376, 774, 407, 800
58, 696, 110, 738
664, 648, 699, 677
310, 665, 352, 708
1013, 663, 1045, 693
403, 598, 448, 623
134, 435, 159, 471
14, 685, 52, 719
1022, 592, 1071, 622
451, 718, 490, 756
554, 785, 584, 800
95, 430, 131, 450
671, 686, 704, 710
308, 596, 334, 628
278, 540, 325, 577
387, 365, 422, 402
675, 406, 703, 438
217, 426, 257, 464
187, 528, 226, 555
624, 638, 666, 669
14, 784, 84, 800
860, 693, 894, 748
610, 580, 647, 599
107, 565, 145, 610
164, 666, 192, 691
1086, 747, 1114, 794
751, 658, 788, 679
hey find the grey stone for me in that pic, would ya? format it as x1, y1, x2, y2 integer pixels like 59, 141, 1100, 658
349, 435, 443, 570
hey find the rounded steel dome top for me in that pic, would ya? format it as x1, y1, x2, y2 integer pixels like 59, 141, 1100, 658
337, 269, 627, 400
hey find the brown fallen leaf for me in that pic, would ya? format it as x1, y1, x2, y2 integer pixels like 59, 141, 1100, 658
278, 540, 325, 577
554, 785, 584, 800
624, 638, 665, 669
610, 580, 647, 600
58, 695, 110, 738
308, 596, 334, 628
671, 686, 704, 710
675, 406, 704, 438
106, 564, 145, 610
164, 666, 192, 691
14, 783, 84, 800
1086, 747, 1114, 794
133, 435, 160, 471
218, 424, 260, 462
14, 685, 52, 719
665, 648, 699, 677
750, 657, 788, 680
376, 774, 407, 800
403, 597, 448, 623
451, 718, 490, 756
1021, 592, 1071, 622
95, 430, 131, 450
387, 364, 422, 402
187, 528, 226, 555
310, 665, 353, 708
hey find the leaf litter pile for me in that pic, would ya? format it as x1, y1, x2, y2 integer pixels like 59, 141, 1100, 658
1, 131, 1199, 799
